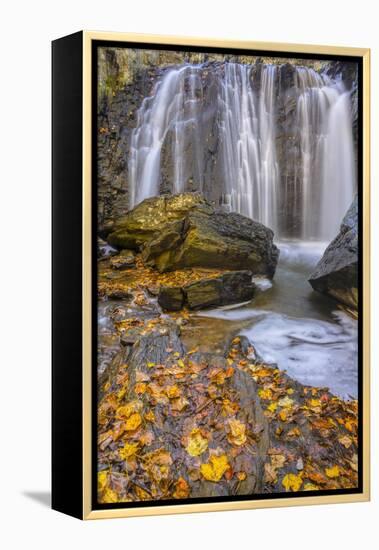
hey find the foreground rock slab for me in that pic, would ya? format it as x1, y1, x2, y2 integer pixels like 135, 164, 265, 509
98, 323, 359, 503
309, 196, 358, 310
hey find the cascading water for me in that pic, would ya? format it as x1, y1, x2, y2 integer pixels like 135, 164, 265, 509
218, 64, 279, 232
295, 69, 356, 240
128, 61, 356, 242
129, 65, 207, 207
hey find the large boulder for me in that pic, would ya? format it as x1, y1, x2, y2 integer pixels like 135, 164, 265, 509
107, 194, 211, 249
157, 286, 185, 311
108, 194, 279, 277
308, 196, 358, 310
158, 270, 256, 311
184, 270, 255, 310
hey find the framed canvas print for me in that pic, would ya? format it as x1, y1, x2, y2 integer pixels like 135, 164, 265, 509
52, 31, 370, 520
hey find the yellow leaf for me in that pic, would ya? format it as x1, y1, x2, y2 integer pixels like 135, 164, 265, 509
267, 402, 278, 413
258, 388, 273, 400
227, 418, 247, 446
139, 430, 155, 446
147, 362, 155, 368
134, 486, 150, 500
279, 409, 289, 422
116, 400, 142, 419
135, 382, 147, 394
171, 396, 189, 411
345, 420, 356, 432
253, 368, 272, 378
101, 488, 118, 503
278, 396, 294, 408
304, 482, 319, 491
142, 448, 172, 482
286, 427, 301, 438
264, 463, 278, 484
177, 359, 185, 368
173, 477, 190, 499
271, 454, 286, 470
286, 388, 294, 395
221, 399, 239, 417
144, 410, 155, 423
111, 422, 126, 441
124, 412, 142, 431
282, 473, 303, 492
166, 385, 181, 399
186, 429, 208, 456
338, 435, 352, 448
119, 442, 139, 459
201, 454, 230, 482
143, 448, 172, 466
98, 471, 108, 492
325, 465, 340, 478
117, 388, 127, 400
237, 472, 247, 481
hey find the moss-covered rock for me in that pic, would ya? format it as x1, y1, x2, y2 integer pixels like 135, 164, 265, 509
107, 193, 209, 249
108, 193, 279, 277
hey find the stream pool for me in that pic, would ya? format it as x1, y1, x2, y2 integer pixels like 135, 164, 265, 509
191, 241, 358, 399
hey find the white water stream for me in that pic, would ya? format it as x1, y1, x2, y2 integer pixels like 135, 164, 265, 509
198, 242, 358, 399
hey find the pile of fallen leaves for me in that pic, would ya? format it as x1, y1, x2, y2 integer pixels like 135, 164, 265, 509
97, 345, 250, 502
97, 329, 359, 503
98, 253, 226, 300
230, 338, 359, 492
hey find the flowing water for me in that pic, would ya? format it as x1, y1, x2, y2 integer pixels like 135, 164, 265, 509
194, 242, 358, 399
129, 62, 356, 242
126, 61, 358, 399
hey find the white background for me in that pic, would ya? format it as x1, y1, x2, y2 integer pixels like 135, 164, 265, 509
0, 0, 377, 548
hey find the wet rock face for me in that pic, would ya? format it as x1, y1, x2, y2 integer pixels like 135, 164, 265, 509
308, 196, 358, 310
110, 249, 136, 270
185, 271, 255, 310
158, 271, 256, 311
97, 65, 160, 229
108, 193, 279, 277
157, 286, 185, 312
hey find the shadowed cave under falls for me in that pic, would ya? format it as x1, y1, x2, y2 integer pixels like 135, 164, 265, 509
126, 61, 358, 398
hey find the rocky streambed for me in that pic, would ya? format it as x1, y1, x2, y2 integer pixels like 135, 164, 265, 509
97, 193, 359, 504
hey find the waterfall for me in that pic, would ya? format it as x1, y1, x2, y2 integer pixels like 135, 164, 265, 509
295, 69, 356, 240
128, 62, 356, 241
129, 65, 206, 207
320, 90, 356, 239
218, 64, 279, 231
